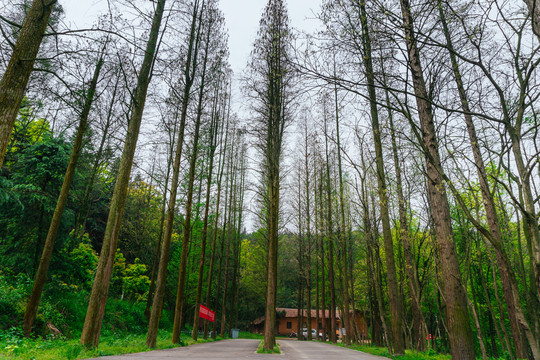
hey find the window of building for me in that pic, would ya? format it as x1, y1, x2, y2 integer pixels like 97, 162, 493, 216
318, 323, 322, 329
287, 321, 292, 329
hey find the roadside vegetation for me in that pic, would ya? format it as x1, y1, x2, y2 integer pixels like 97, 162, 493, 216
0, 329, 220, 360
256, 340, 280, 354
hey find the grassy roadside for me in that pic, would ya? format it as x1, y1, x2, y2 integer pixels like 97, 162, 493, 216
0, 330, 222, 360
256, 340, 280, 354
238, 331, 263, 339
337, 343, 451, 360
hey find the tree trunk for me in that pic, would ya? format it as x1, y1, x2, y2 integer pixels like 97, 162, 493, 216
192, 78, 222, 341
358, 1, 404, 352
437, 2, 536, 356
303, 125, 313, 341
524, 0, 540, 42
145, 0, 203, 348
385, 82, 427, 351
323, 113, 337, 344
172, 14, 210, 342
24, 55, 103, 337
220, 145, 237, 338
0, 0, 56, 167
203, 94, 230, 339
81, 0, 166, 348
398, 0, 476, 358
74, 73, 118, 240
333, 70, 352, 347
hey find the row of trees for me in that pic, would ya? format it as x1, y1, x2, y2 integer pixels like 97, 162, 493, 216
0, 0, 254, 350
1, 0, 539, 360
263, 0, 539, 359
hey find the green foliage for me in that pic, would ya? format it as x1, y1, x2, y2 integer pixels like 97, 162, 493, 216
0, 273, 32, 331
122, 259, 150, 302
101, 299, 147, 335
0, 134, 73, 275
109, 249, 127, 298
0, 329, 219, 360
60, 239, 98, 292
238, 331, 263, 339
118, 179, 163, 266
256, 340, 280, 354
340, 344, 451, 360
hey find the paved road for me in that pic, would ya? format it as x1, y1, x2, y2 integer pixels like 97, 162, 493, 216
84, 339, 390, 360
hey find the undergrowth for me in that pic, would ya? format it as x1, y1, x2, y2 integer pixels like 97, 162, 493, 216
0, 329, 220, 360
256, 340, 280, 354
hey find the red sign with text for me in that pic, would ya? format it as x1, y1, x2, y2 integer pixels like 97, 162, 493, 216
199, 304, 215, 322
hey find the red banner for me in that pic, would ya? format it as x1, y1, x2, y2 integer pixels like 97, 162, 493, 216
199, 304, 215, 322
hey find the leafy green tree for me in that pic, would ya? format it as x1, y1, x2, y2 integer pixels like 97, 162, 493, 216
123, 259, 150, 302
0, 134, 72, 275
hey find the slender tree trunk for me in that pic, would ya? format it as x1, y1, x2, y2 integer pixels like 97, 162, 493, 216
480, 252, 513, 359
220, 156, 237, 338
383, 72, 427, 351
172, 17, 210, 342
74, 74, 118, 240
213, 152, 232, 339
437, 2, 536, 356
332, 70, 351, 346
314, 166, 324, 341
357, 1, 404, 352
398, 0, 475, 358
229, 152, 245, 334
192, 81, 222, 341
322, 113, 337, 344
23, 55, 103, 336
218, 142, 235, 337
303, 126, 313, 341
203, 94, 230, 339
464, 237, 487, 360
0, 0, 57, 167
144, 128, 175, 321
146, 0, 203, 348
81, 0, 166, 348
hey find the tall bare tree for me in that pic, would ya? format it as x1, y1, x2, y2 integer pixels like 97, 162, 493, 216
398, 0, 475, 357
146, 0, 204, 348
244, 0, 294, 351
80, 0, 166, 348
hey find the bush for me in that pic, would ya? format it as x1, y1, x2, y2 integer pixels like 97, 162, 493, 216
0, 272, 32, 331
101, 299, 148, 336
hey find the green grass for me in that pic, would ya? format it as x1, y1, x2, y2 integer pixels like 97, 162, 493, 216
256, 340, 280, 354
0, 330, 222, 360
339, 344, 451, 360
238, 331, 263, 339
343, 344, 514, 360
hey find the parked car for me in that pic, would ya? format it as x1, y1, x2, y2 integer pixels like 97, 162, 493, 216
301, 328, 325, 339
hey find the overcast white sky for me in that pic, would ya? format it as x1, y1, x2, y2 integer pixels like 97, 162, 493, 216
63, 0, 323, 75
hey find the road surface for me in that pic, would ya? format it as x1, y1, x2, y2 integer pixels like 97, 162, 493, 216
84, 339, 390, 359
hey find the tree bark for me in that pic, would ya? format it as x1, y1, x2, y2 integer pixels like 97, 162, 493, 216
323, 111, 337, 344
203, 93, 230, 339
23, 54, 103, 337
145, 0, 203, 348
192, 76, 223, 341
0, 0, 57, 167
398, 0, 476, 357
357, 1, 404, 352
333, 70, 352, 346
172, 12, 211, 342
81, 0, 166, 348
437, 2, 536, 356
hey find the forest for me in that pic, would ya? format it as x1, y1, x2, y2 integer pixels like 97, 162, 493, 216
0, 0, 539, 359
